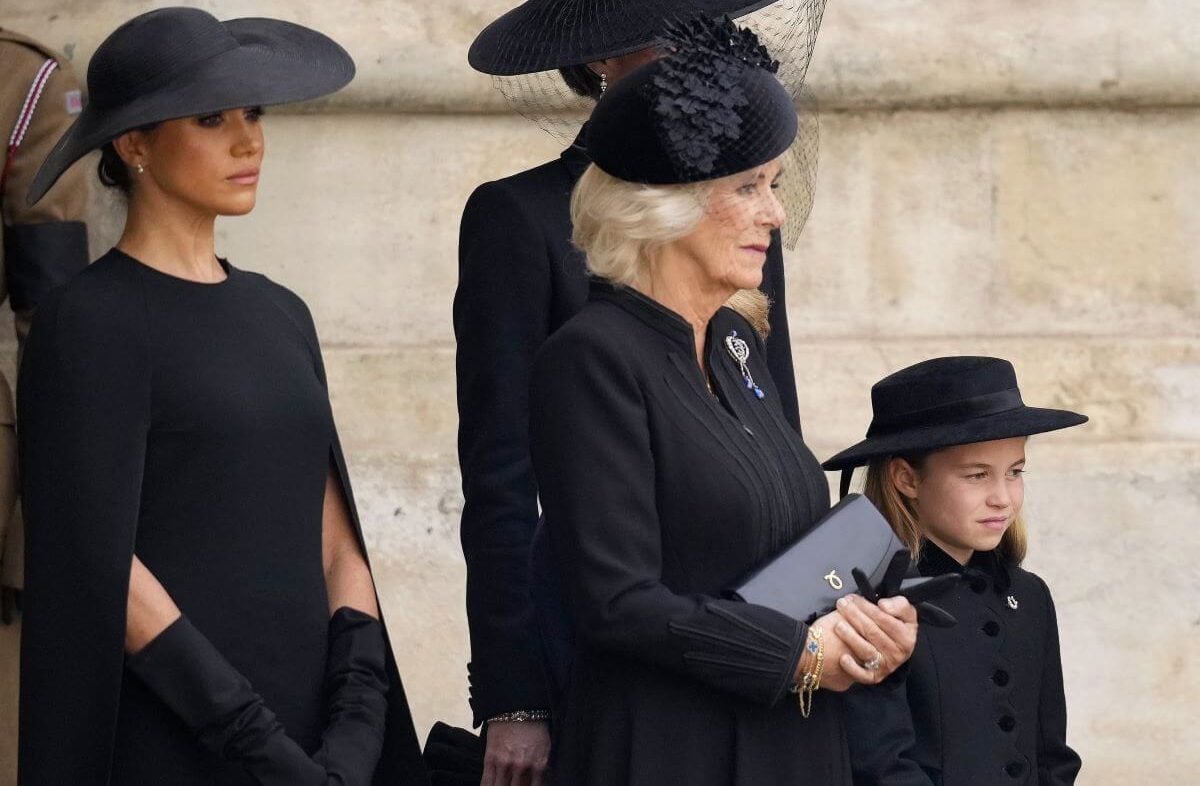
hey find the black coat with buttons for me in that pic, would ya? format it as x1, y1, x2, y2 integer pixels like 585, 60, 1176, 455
529, 282, 845, 785
453, 131, 800, 726
844, 543, 1081, 786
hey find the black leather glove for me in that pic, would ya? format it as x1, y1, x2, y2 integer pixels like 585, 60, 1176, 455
312, 606, 389, 785
853, 550, 959, 628
126, 615, 326, 785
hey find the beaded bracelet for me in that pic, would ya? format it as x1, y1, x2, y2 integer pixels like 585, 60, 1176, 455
487, 709, 551, 724
793, 625, 824, 718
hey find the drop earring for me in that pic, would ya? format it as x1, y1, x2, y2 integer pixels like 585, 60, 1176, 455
136, 163, 145, 174
600, 72, 608, 94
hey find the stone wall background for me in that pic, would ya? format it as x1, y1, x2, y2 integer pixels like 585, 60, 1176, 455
1, 1, 1197, 783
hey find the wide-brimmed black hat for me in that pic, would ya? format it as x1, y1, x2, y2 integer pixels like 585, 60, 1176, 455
823, 356, 1088, 475
27, 6, 355, 205
588, 15, 797, 185
469, 0, 779, 75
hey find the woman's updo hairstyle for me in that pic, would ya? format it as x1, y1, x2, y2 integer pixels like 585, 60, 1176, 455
96, 123, 158, 194
558, 65, 603, 100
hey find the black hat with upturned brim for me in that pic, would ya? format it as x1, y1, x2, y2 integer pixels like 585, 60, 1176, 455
27, 6, 355, 205
822, 356, 1088, 473
468, 0, 781, 75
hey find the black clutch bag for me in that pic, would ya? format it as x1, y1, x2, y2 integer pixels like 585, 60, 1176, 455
728, 494, 957, 626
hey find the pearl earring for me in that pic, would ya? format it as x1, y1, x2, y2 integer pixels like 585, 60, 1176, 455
136, 164, 145, 174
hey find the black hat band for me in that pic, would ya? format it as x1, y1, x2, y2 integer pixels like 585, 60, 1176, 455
866, 388, 1024, 438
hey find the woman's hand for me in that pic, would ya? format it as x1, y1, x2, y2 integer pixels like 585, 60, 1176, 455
829, 594, 917, 687
482, 720, 550, 786
800, 595, 917, 692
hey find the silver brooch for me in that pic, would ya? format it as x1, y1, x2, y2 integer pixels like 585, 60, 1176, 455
1007, 595, 1019, 610
724, 330, 764, 399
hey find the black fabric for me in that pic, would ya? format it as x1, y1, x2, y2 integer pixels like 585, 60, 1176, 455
423, 722, 484, 785
823, 356, 1088, 472
843, 542, 1081, 786
528, 281, 846, 785
125, 615, 326, 785
454, 132, 799, 727
17, 250, 427, 786
588, 15, 797, 184
313, 607, 390, 785
2, 220, 88, 311
29, 7, 355, 204
468, 0, 780, 75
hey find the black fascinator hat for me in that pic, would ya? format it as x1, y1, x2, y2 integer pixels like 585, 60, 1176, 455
589, 15, 796, 186
823, 357, 1088, 494
27, 6, 355, 205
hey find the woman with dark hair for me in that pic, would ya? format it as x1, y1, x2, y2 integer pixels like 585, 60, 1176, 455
19, 8, 427, 785
825, 357, 1085, 785
454, 2, 825, 783
528, 16, 917, 785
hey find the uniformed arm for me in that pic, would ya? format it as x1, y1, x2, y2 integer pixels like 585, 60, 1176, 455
3, 55, 90, 345
761, 232, 800, 432
843, 679, 935, 786
454, 181, 554, 725
529, 330, 809, 707
1034, 577, 1082, 786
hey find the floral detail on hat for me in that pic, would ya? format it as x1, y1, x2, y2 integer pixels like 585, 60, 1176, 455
649, 15, 780, 177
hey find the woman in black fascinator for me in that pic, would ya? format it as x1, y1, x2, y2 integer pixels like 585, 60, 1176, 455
20, 8, 426, 785
526, 16, 918, 785
455, 2, 824, 782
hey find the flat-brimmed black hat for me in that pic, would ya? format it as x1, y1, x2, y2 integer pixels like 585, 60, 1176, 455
27, 6, 355, 205
823, 357, 1088, 489
470, 0, 780, 75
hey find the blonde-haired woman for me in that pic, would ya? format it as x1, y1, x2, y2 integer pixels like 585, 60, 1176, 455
824, 356, 1085, 785
528, 17, 917, 785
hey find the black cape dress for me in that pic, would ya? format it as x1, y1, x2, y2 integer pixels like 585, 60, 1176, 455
529, 282, 851, 786
17, 250, 429, 785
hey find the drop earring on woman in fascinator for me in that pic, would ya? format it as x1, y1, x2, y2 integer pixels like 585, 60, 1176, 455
600, 72, 608, 94
725, 330, 764, 399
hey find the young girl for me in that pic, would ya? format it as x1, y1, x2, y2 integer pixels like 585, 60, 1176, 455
825, 356, 1085, 786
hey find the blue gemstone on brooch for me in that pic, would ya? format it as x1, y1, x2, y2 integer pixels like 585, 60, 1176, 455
724, 329, 766, 400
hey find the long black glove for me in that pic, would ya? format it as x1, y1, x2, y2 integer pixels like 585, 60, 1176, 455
312, 606, 390, 785
126, 615, 326, 785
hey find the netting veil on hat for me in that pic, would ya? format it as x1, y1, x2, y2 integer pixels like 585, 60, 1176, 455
587, 15, 818, 248
470, 0, 827, 143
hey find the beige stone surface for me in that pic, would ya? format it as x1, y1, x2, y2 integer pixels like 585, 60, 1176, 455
7, 1, 1200, 109
0, 2, 1197, 785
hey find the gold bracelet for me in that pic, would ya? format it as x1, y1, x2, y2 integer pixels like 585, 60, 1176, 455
794, 625, 824, 718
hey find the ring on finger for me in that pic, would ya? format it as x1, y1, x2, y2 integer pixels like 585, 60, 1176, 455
863, 651, 883, 670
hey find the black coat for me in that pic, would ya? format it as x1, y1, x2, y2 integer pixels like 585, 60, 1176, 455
528, 281, 848, 785
453, 131, 799, 725
844, 543, 1081, 786
17, 251, 428, 785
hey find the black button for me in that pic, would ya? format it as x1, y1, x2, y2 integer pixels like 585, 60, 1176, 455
998, 715, 1016, 732
1005, 761, 1026, 778
969, 577, 988, 593
982, 621, 1001, 637
992, 669, 1010, 686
